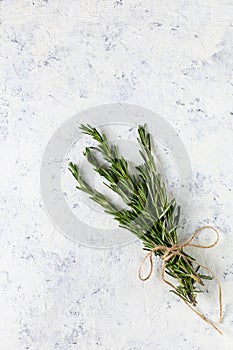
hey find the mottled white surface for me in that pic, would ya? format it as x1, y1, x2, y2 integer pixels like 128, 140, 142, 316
1, 1, 233, 349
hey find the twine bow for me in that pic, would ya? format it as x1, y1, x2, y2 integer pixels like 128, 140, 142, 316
138, 225, 223, 335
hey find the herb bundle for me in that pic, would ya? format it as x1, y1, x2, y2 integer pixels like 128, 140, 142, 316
69, 124, 222, 333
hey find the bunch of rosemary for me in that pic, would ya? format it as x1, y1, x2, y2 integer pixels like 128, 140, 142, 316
69, 124, 212, 307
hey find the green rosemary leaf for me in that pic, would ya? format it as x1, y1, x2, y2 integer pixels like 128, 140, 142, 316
199, 274, 212, 280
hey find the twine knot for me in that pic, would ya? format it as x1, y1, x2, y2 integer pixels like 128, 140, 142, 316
138, 225, 223, 335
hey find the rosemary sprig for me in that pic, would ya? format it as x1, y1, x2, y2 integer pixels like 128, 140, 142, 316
69, 124, 212, 306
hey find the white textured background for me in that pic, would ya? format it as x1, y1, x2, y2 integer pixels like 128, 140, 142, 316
1, 1, 233, 349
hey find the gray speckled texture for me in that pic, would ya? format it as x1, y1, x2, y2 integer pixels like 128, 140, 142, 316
0, 1, 233, 349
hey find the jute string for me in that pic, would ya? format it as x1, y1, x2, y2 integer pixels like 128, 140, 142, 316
138, 226, 223, 335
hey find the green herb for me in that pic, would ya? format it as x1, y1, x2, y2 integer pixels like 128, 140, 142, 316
69, 124, 212, 306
